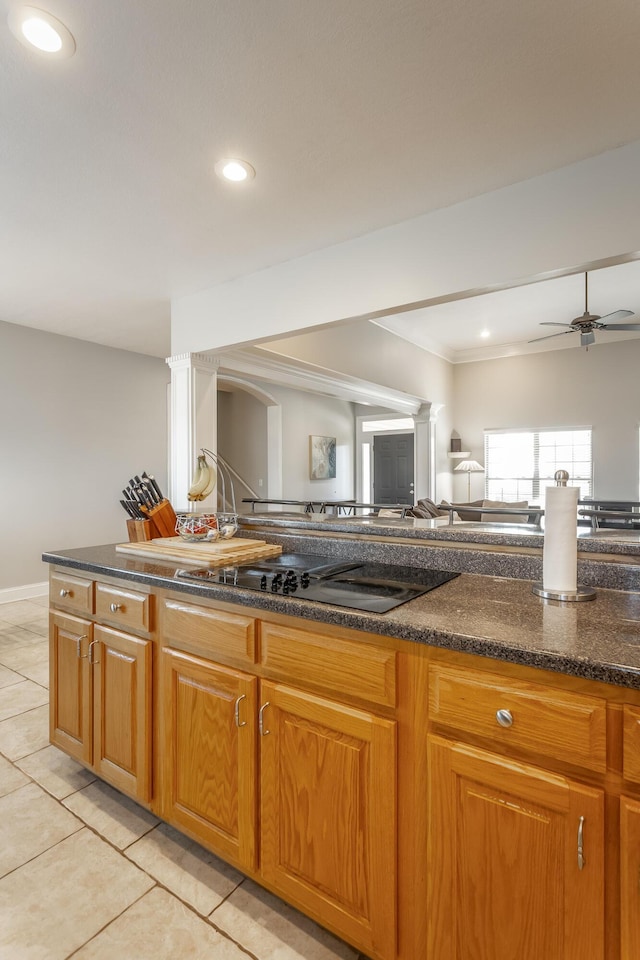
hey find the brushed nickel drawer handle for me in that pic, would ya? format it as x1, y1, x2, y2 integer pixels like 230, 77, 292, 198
577, 816, 586, 870
109, 602, 122, 613
234, 694, 247, 728
496, 709, 513, 728
259, 701, 270, 736
87, 639, 100, 665
59, 588, 71, 598
75, 635, 88, 659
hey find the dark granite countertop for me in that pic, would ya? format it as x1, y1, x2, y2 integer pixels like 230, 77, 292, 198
239, 512, 640, 556
43, 543, 640, 692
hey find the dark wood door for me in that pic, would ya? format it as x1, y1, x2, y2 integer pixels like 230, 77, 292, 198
373, 433, 414, 504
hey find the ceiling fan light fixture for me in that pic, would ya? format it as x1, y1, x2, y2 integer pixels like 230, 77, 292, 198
529, 270, 639, 348
8, 5, 75, 57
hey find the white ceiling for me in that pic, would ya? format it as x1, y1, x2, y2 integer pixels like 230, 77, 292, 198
3, 0, 640, 358
374, 259, 640, 363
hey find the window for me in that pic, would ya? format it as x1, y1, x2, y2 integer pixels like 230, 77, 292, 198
484, 428, 592, 502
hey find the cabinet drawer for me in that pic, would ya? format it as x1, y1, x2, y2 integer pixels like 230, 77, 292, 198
95, 583, 153, 634
429, 664, 607, 773
260, 623, 396, 709
50, 572, 94, 615
623, 706, 640, 783
160, 598, 256, 666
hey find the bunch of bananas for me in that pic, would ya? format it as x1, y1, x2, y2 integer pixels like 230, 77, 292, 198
187, 454, 217, 501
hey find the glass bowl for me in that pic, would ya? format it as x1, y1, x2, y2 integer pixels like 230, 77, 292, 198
175, 513, 219, 541
216, 513, 238, 539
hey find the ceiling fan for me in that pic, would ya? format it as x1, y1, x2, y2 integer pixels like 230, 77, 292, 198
528, 272, 640, 348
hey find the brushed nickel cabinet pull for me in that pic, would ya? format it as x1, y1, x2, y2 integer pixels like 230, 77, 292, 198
577, 815, 585, 870
234, 694, 247, 728
109, 602, 122, 613
75, 635, 88, 659
496, 709, 513, 728
59, 588, 71, 598
87, 639, 100, 665
259, 701, 270, 736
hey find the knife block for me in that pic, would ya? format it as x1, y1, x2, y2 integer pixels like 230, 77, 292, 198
140, 499, 178, 538
126, 519, 153, 542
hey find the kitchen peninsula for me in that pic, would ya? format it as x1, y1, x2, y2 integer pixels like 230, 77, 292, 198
43, 520, 640, 960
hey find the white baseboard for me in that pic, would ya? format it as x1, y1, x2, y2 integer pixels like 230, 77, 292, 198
0, 581, 48, 604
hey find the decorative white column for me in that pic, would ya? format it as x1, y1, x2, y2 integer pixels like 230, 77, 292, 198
166, 353, 219, 511
413, 402, 443, 502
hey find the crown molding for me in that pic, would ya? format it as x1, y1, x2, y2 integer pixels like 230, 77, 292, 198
166, 352, 220, 371
214, 346, 428, 416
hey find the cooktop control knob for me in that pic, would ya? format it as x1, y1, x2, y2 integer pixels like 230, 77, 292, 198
300, 572, 310, 589
260, 575, 267, 591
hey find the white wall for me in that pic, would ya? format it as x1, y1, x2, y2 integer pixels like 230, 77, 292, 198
172, 141, 640, 354
453, 338, 640, 500
220, 381, 355, 506
261, 321, 455, 502
0, 321, 169, 593
217, 389, 268, 500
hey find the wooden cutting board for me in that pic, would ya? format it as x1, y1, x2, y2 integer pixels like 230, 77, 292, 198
116, 537, 282, 566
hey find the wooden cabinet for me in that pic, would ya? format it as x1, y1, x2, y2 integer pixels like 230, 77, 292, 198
49, 611, 152, 802
50, 572, 93, 617
260, 680, 396, 960
428, 735, 605, 960
160, 646, 258, 870
95, 582, 153, 633
429, 663, 608, 774
92, 624, 152, 801
159, 608, 397, 960
50, 611, 92, 764
621, 795, 640, 959
50, 570, 640, 960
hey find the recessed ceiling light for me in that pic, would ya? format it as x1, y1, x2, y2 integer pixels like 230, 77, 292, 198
8, 5, 75, 58
214, 159, 256, 183
480, 329, 491, 338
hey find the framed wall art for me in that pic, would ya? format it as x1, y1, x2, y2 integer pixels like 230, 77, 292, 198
309, 435, 336, 480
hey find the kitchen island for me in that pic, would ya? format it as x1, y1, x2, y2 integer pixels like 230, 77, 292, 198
43, 532, 640, 960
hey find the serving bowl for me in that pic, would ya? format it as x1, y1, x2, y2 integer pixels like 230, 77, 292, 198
175, 513, 219, 541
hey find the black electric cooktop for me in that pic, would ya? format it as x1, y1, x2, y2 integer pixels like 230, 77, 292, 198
177, 553, 459, 614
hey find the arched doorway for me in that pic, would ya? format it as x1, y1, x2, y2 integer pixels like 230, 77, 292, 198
216, 375, 283, 501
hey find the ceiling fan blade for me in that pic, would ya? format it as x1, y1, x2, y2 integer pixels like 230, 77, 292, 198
597, 309, 634, 324
539, 322, 574, 328
528, 329, 576, 344
581, 330, 595, 347
598, 322, 640, 332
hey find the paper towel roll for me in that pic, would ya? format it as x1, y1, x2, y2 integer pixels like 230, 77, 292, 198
543, 485, 579, 593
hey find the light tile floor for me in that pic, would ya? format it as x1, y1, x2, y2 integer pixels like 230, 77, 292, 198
0, 597, 365, 960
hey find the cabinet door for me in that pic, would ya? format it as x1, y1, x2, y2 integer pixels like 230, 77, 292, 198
161, 647, 258, 871
260, 680, 397, 960
428, 735, 605, 960
50, 613, 92, 764
92, 625, 152, 802
621, 795, 640, 959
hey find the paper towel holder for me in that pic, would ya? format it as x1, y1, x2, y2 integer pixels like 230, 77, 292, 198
532, 584, 595, 601
532, 470, 596, 601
